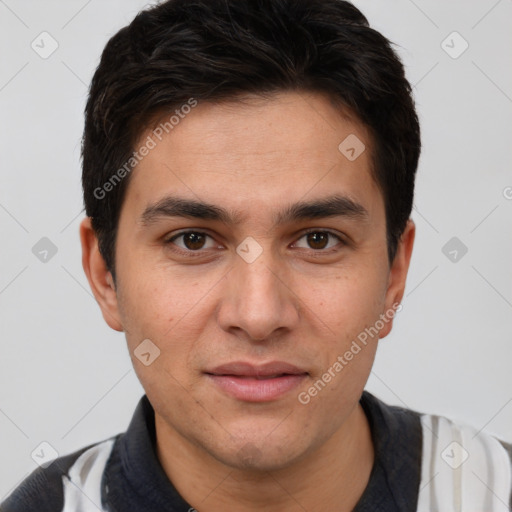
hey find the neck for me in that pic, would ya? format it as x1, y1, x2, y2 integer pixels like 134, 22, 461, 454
155, 402, 374, 512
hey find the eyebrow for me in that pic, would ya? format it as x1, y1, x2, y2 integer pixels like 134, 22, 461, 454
139, 194, 369, 228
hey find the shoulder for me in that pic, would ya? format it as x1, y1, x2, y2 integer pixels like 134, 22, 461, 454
360, 392, 512, 511
417, 412, 512, 511
0, 437, 118, 512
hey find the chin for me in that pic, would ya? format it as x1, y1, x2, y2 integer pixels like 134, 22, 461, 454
207, 433, 312, 473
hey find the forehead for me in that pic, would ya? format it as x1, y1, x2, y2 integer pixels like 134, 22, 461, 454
122, 91, 383, 224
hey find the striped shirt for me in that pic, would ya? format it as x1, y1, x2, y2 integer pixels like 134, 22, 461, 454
2, 391, 511, 511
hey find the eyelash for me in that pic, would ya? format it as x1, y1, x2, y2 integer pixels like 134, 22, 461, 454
164, 229, 346, 256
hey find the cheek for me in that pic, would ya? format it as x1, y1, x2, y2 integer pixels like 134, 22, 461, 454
116, 272, 223, 394
295, 265, 386, 394
300, 265, 386, 334
118, 266, 218, 339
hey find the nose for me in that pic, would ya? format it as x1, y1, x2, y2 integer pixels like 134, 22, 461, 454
217, 246, 300, 342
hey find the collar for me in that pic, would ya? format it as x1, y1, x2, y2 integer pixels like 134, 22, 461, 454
103, 391, 422, 511
354, 391, 422, 511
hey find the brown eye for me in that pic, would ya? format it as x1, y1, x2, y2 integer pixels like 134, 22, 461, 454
306, 232, 329, 249
167, 231, 216, 251
294, 231, 342, 251
182, 232, 206, 250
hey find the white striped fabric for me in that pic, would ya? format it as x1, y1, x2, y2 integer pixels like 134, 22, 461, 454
61, 438, 115, 512
417, 414, 512, 512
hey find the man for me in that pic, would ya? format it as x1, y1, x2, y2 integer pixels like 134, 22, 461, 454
2, 0, 511, 510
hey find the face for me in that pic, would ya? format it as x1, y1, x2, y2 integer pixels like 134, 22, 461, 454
83, 91, 413, 472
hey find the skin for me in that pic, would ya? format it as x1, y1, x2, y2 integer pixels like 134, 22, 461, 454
80, 91, 415, 511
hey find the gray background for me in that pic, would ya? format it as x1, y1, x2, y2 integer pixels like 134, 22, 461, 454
1, 0, 511, 499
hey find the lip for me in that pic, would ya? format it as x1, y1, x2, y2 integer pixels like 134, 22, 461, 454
205, 361, 309, 402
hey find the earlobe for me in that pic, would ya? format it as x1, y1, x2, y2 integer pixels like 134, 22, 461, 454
379, 219, 415, 339
79, 217, 124, 332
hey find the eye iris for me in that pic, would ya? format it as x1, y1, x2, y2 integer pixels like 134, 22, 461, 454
184, 232, 205, 250
307, 232, 328, 249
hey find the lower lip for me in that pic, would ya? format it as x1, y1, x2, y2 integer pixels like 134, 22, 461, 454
207, 374, 307, 402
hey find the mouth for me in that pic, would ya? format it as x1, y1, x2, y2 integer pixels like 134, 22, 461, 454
204, 361, 309, 402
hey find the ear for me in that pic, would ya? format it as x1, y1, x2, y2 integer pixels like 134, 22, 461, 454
379, 219, 415, 339
79, 217, 124, 332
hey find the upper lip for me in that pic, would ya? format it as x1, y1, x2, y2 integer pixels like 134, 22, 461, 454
206, 361, 308, 377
